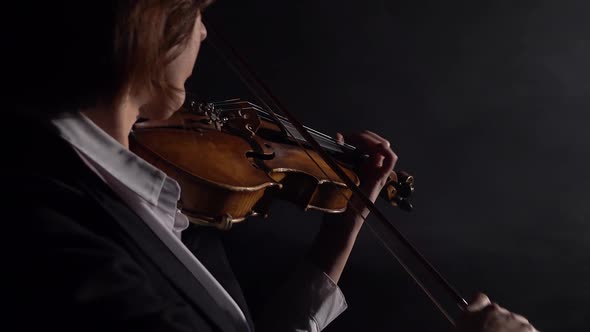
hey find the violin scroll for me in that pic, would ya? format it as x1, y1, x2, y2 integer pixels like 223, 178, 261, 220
381, 171, 415, 212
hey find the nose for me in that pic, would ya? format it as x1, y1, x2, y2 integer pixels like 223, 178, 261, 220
201, 22, 208, 41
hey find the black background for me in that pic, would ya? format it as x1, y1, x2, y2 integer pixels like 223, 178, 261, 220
187, 1, 590, 331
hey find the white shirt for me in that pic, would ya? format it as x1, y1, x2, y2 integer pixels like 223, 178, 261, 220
50, 112, 347, 332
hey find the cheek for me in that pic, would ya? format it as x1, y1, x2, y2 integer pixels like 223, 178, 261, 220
139, 88, 186, 120
140, 48, 197, 120
169, 89, 186, 114
167, 42, 200, 88
139, 22, 202, 120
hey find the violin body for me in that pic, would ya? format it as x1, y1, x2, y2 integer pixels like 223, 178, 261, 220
130, 101, 361, 229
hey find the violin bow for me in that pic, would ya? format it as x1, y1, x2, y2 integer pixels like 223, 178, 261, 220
203, 18, 468, 325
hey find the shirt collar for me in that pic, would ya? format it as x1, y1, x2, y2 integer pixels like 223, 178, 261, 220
50, 112, 179, 207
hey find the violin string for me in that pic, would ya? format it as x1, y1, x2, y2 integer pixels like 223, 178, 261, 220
207, 97, 353, 149
185, 92, 350, 154
257, 113, 352, 151
238, 102, 355, 149
204, 21, 467, 323
222, 102, 353, 154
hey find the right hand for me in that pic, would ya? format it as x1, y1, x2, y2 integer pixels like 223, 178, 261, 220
454, 293, 539, 332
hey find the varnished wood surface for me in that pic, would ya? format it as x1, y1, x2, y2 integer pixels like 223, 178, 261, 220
130, 111, 363, 225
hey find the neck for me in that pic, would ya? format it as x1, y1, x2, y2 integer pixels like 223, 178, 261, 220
81, 97, 140, 148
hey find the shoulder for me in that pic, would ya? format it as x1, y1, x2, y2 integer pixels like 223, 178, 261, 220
4, 118, 124, 247
5, 182, 209, 332
6, 115, 108, 208
3, 117, 219, 332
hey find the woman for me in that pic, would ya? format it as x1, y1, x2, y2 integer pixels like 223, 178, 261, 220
4, 1, 538, 332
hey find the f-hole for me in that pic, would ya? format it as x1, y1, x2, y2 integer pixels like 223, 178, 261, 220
246, 151, 275, 160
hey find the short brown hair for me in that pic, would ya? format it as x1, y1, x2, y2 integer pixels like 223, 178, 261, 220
3, 0, 212, 118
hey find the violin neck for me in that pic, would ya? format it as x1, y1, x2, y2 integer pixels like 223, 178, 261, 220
187, 97, 365, 164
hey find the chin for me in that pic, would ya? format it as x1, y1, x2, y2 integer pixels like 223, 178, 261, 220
139, 92, 185, 120
140, 107, 179, 121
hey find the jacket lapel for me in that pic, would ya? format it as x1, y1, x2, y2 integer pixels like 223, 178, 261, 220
83, 181, 240, 332
22, 126, 245, 332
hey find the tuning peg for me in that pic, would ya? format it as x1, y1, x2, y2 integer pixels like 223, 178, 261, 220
380, 171, 415, 212
395, 182, 413, 198
392, 197, 414, 212
397, 171, 414, 185
396, 171, 414, 198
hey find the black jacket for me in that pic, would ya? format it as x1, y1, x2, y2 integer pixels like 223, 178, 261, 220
4, 119, 252, 332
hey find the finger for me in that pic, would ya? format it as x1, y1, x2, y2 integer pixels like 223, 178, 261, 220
511, 313, 530, 324
513, 321, 536, 332
360, 145, 396, 184
493, 304, 530, 325
342, 131, 382, 151
343, 132, 397, 181
494, 303, 509, 315
360, 144, 395, 175
467, 293, 492, 312
375, 154, 385, 168
344, 132, 387, 169
335, 132, 344, 145
362, 130, 391, 148
359, 150, 385, 173
356, 131, 391, 155
355, 132, 396, 165
379, 143, 398, 174
359, 131, 397, 172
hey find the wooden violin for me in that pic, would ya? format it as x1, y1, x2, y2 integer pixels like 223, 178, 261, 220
130, 98, 415, 230
131, 19, 468, 326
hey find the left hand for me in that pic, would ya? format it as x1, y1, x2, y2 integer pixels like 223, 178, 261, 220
309, 130, 398, 283
335, 130, 398, 222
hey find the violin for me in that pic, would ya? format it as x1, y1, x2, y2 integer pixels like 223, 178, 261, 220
130, 98, 415, 230
131, 20, 468, 326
